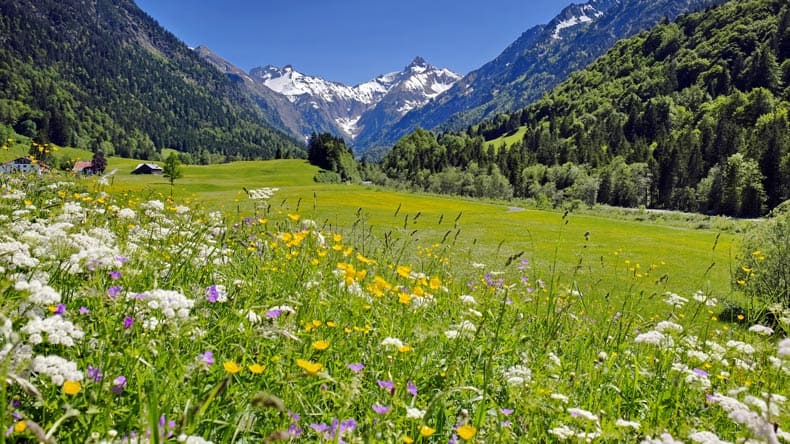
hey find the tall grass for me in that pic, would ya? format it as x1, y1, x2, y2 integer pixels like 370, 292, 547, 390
0, 171, 788, 443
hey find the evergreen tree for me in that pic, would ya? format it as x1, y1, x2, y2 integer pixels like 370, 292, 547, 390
91, 149, 107, 174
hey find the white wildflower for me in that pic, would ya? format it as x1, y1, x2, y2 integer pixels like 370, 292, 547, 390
688, 431, 731, 444
246, 310, 262, 324
748, 324, 774, 336
726, 340, 755, 355
687, 350, 710, 362
655, 321, 683, 333
178, 434, 215, 444
444, 330, 459, 339
777, 338, 790, 358
117, 208, 136, 219
640, 432, 684, 444
548, 352, 563, 367
615, 419, 640, 430
693, 290, 718, 307
15, 279, 61, 305
467, 308, 483, 318
21, 315, 84, 347
567, 407, 598, 422
405, 407, 425, 419
635, 330, 673, 348
32, 354, 83, 385
664, 292, 689, 308
551, 393, 570, 403
380, 337, 404, 349
460, 294, 477, 305
246, 187, 279, 200
549, 425, 576, 440
502, 364, 532, 386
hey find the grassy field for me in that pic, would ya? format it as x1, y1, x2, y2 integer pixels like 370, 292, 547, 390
87, 156, 738, 308
1, 135, 740, 307
484, 126, 528, 151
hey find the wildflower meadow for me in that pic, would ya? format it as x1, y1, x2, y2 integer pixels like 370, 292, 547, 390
1, 171, 788, 443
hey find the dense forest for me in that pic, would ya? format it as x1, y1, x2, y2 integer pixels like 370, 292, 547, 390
0, 0, 301, 161
381, 0, 790, 217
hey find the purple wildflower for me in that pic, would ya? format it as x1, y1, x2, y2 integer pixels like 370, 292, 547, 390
693, 368, 709, 377
371, 404, 390, 414
109, 271, 122, 279
54, 303, 66, 315
377, 380, 395, 395
348, 363, 364, 373
108, 286, 123, 298
111, 375, 127, 394
310, 423, 329, 433
87, 365, 103, 382
407, 380, 418, 397
205, 285, 220, 303
266, 309, 282, 319
123, 316, 134, 329
500, 408, 514, 416
198, 351, 214, 366
288, 423, 303, 437
79, 306, 90, 315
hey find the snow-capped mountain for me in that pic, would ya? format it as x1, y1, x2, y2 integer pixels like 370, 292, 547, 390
247, 57, 460, 141
356, 0, 726, 152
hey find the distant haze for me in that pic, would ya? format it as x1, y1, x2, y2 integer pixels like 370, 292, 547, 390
135, 0, 571, 85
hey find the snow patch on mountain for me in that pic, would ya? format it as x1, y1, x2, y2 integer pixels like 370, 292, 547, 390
336, 116, 361, 135
552, 14, 594, 39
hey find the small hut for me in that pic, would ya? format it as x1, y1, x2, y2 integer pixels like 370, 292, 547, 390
131, 163, 163, 175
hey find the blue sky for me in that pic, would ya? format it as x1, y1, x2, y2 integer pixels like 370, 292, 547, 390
136, 0, 572, 86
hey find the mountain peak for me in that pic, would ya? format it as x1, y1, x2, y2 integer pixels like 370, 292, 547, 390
408, 56, 429, 68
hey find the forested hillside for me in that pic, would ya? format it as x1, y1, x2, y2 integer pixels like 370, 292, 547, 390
0, 0, 301, 160
382, 0, 790, 217
359, 0, 725, 152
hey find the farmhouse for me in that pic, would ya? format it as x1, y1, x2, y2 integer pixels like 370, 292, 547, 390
131, 163, 163, 174
0, 157, 49, 174
73, 161, 94, 175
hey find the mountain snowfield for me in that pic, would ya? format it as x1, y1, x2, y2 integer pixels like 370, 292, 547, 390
551, 3, 604, 39
248, 57, 461, 140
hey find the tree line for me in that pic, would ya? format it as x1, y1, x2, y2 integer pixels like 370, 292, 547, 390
378, 0, 790, 217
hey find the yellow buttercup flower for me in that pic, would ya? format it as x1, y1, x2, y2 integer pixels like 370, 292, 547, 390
63, 380, 81, 395
14, 420, 26, 433
223, 361, 241, 374
457, 424, 476, 440
287, 213, 300, 222
396, 265, 412, 278
420, 425, 436, 437
248, 363, 266, 374
312, 340, 330, 351
296, 359, 323, 375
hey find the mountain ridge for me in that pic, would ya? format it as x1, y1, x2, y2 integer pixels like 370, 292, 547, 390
197, 49, 461, 143
356, 0, 727, 152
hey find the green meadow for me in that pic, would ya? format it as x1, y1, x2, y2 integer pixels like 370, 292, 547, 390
3, 141, 788, 443
96, 156, 738, 307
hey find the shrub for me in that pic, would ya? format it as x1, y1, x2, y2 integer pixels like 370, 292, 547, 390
735, 200, 790, 308
313, 169, 341, 183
